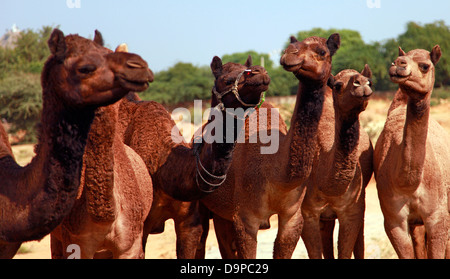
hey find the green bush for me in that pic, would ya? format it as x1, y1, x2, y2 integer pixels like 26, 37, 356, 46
0, 72, 42, 143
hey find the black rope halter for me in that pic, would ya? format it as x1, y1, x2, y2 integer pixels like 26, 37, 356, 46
212, 69, 265, 116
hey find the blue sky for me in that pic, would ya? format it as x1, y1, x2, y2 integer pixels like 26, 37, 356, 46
1, 0, 450, 72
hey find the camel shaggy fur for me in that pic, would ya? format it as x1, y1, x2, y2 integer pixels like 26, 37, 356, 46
0, 29, 151, 259
374, 45, 450, 259
301, 65, 374, 259
51, 41, 154, 259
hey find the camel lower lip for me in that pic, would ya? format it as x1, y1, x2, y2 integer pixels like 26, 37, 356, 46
390, 74, 409, 83
283, 64, 301, 72
118, 77, 149, 91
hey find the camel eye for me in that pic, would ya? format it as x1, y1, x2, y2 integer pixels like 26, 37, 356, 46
419, 63, 430, 72
317, 49, 326, 56
78, 64, 97, 74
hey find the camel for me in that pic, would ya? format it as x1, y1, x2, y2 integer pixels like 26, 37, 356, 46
50, 41, 154, 259
200, 34, 341, 259
301, 65, 374, 259
118, 55, 270, 258
374, 45, 450, 259
0, 29, 152, 259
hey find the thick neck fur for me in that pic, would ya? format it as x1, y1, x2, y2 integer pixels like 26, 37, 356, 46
81, 104, 117, 222
287, 80, 325, 182
394, 88, 430, 190
0, 85, 94, 242
321, 109, 360, 196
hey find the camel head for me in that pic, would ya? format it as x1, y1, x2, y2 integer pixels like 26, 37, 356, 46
389, 45, 441, 97
210, 55, 270, 110
330, 64, 373, 116
280, 34, 340, 84
42, 29, 154, 108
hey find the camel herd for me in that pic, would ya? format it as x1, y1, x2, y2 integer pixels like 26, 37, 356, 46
0, 28, 449, 259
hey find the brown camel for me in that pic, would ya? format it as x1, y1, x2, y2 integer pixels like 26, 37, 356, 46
301, 65, 374, 259
0, 29, 152, 259
374, 45, 450, 259
118, 56, 269, 258
0, 124, 13, 159
200, 34, 341, 259
50, 41, 154, 259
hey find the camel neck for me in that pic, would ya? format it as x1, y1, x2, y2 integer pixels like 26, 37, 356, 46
82, 104, 118, 221
395, 90, 430, 190
0, 90, 94, 242
286, 80, 325, 183
199, 110, 242, 187
322, 110, 360, 196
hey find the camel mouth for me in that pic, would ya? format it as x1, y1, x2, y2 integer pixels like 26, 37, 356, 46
282, 63, 302, 73
244, 73, 271, 87
389, 73, 410, 84
117, 76, 150, 92
389, 66, 411, 84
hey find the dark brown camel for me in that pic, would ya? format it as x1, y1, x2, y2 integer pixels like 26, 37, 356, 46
118, 56, 269, 258
200, 34, 340, 259
374, 46, 450, 259
301, 65, 374, 259
50, 43, 154, 259
0, 29, 152, 259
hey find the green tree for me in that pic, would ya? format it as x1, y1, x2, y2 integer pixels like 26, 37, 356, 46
222, 50, 274, 69
0, 73, 42, 142
140, 62, 213, 105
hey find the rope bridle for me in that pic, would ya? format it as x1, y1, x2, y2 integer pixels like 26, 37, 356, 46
194, 68, 265, 192
212, 69, 265, 113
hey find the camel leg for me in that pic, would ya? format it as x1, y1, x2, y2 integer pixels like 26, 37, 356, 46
353, 225, 365, 259
424, 214, 449, 259
0, 242, 21, 259
384, 218, 414, 259
50, 234, 64, 259
274, 206, 302, 259
320, 219, 335, 259
110, 228, 145, 259
337, 212, 363, 259
233, 215, 258, 259
446, 237, 450, 259
301, 213, 323, 259
174, 214, 204, 259
195, 205, 211, 259
213, 214, 238, 259
410, 224, 427, 259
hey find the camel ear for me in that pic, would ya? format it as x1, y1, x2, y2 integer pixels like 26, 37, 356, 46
290, 36, 298, 43
48, 29, 67, 62
93, 30, 104, 46
115, 43, 129, 53
211, 56, 223, 78
245, 55, 252, 67
430, 45, 442, 65
327, 74, 335, 89
398, 47, 406, 56
361, 64, 372, 78
326, 33, 340, 57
